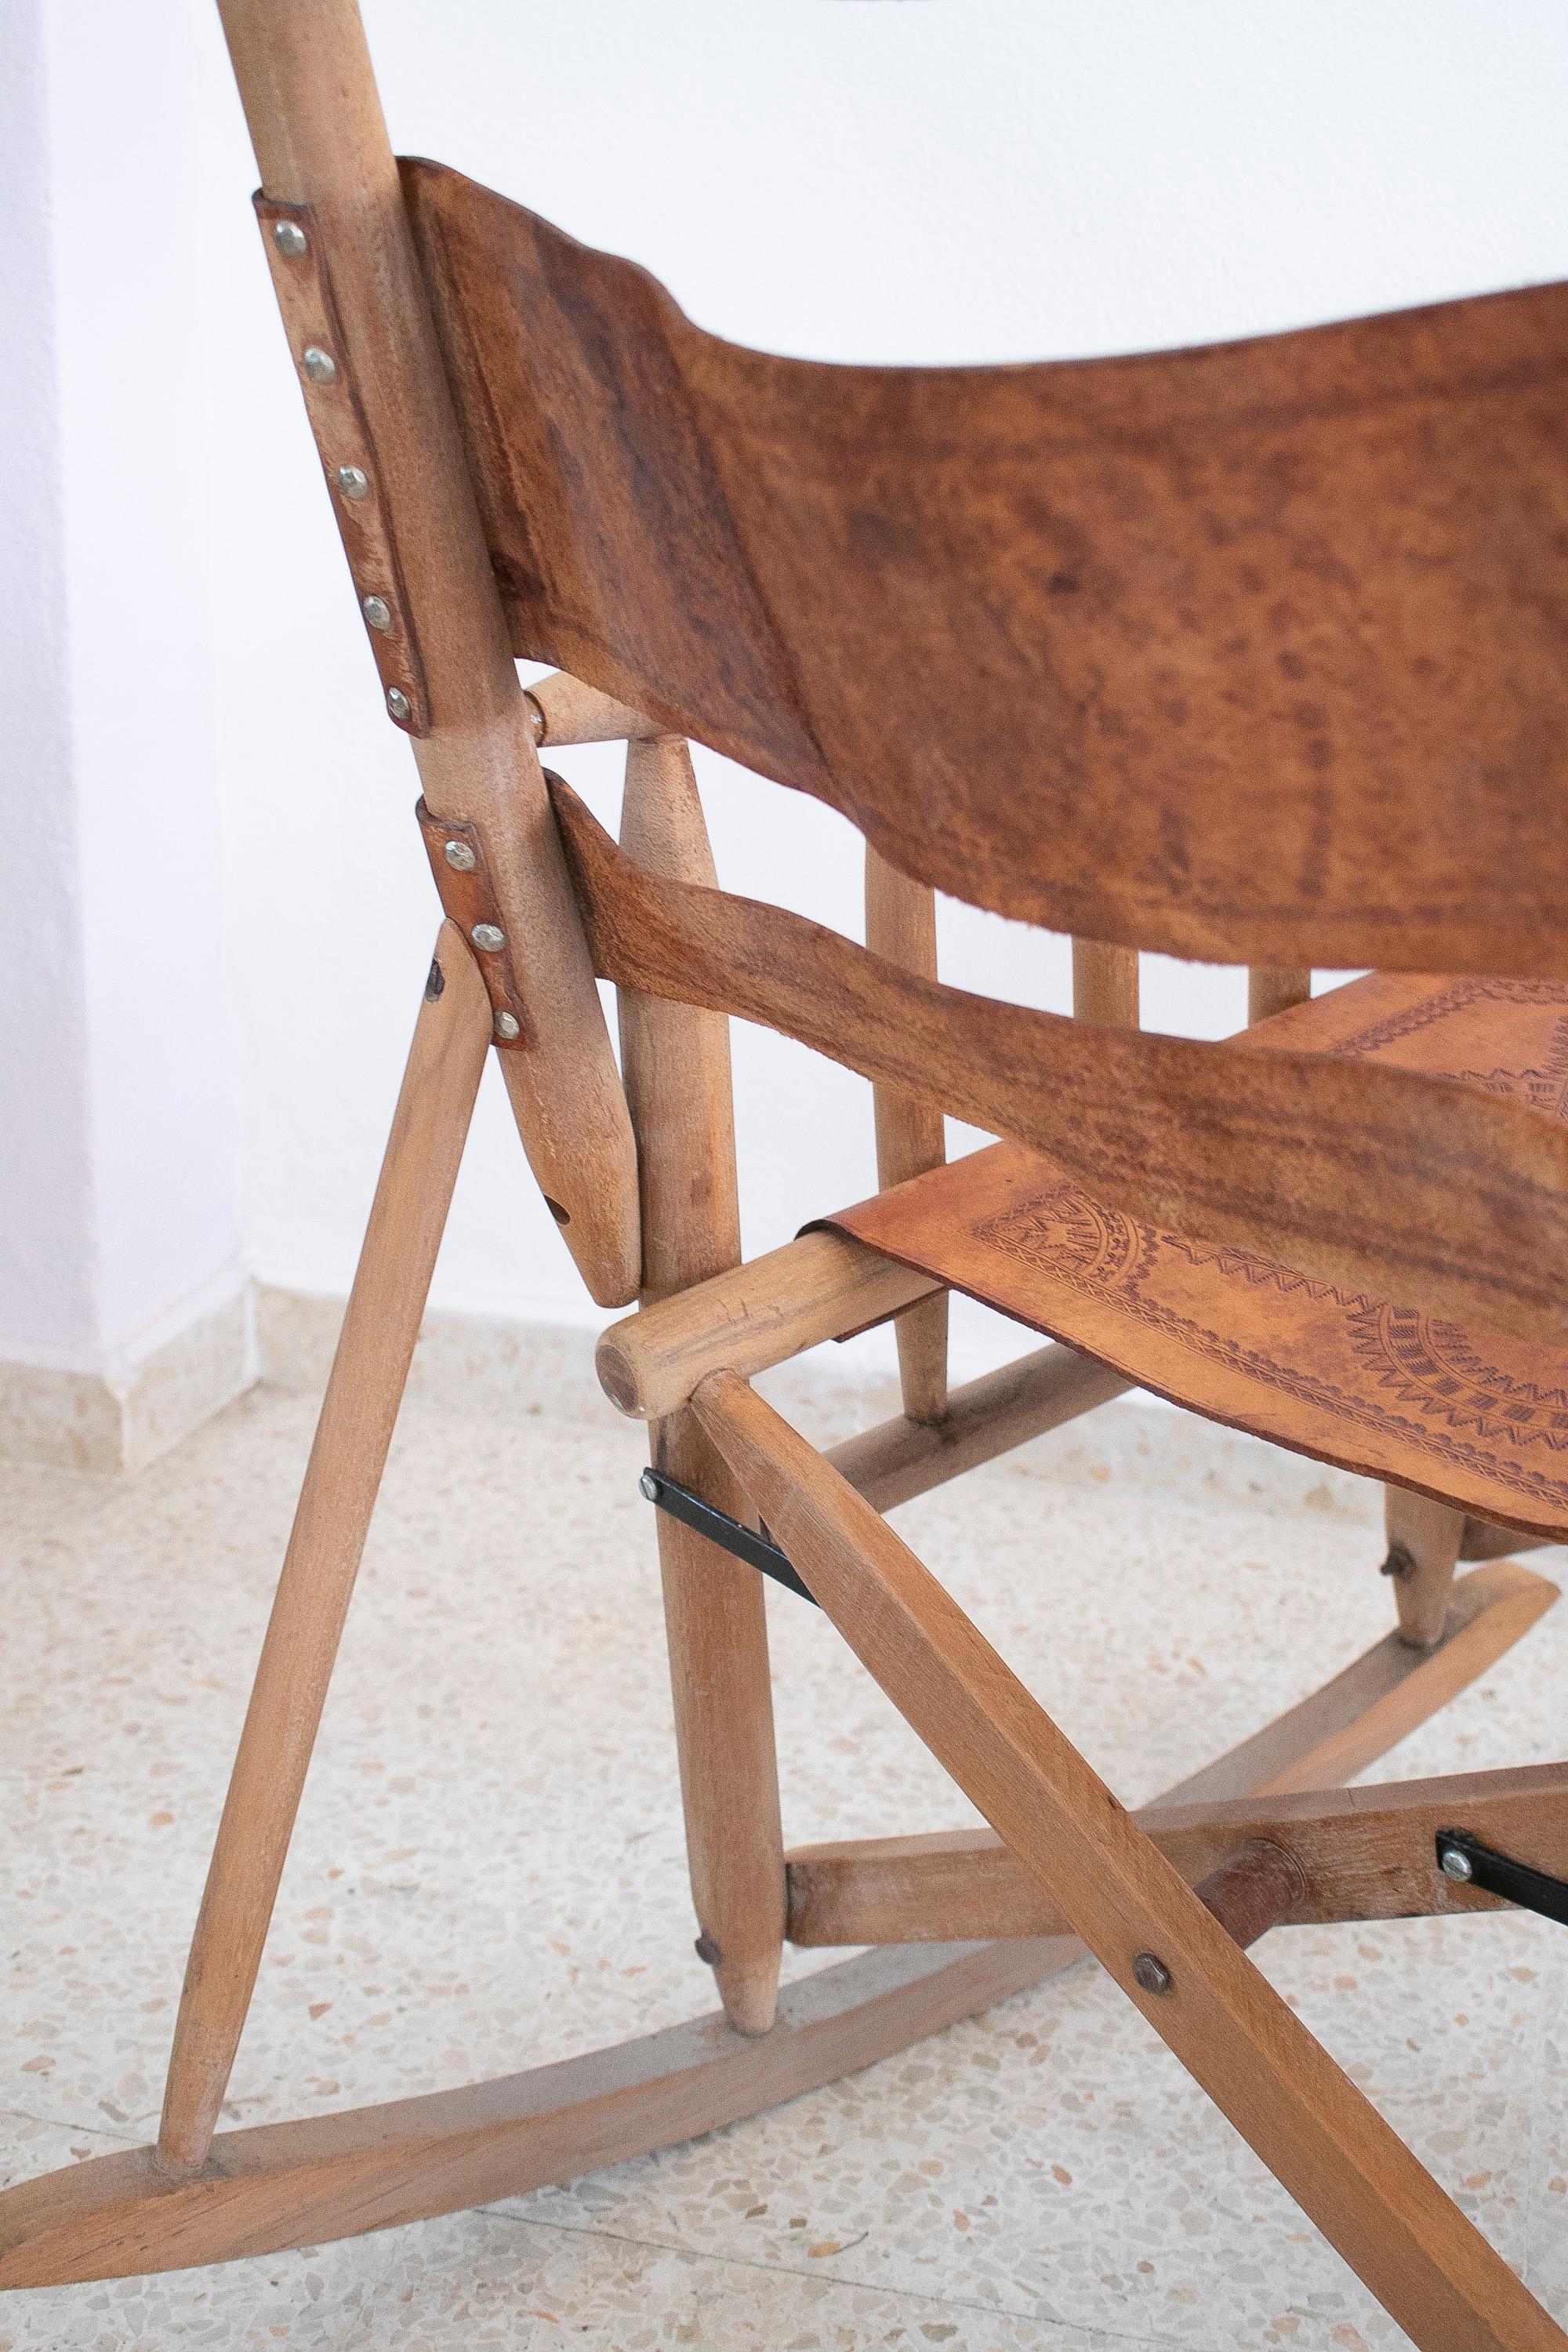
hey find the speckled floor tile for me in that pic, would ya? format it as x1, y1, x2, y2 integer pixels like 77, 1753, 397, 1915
5, 1372, 1568, 2348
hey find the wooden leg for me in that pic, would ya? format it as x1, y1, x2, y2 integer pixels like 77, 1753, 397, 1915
154, 924, 493, 2174
866, 848, 948, 1422
619, 739, 785, 2034
1384, 1486, 1466, 1649
694, 1370, 1565, 2352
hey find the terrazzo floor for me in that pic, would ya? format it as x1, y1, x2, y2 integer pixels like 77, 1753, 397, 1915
5, 1370, 1568, 2350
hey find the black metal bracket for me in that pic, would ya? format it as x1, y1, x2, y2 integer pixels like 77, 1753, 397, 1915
638, 1468, 818, 1607
1436, 1828, 1568, 1927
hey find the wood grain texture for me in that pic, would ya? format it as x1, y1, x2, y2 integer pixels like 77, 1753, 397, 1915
157, 925, 493, 2173
219, 2, 639, 1304
404, 158, 1568, 981
1383, 1486, 1467, 1650
826, 1342, 1131, 1513
596, 1228, 938, 1421
787, 1560, 1558, 1944
693, 1370, 1566, 2351
1249, 967, 1314, 1026
865, 848, 948, 1421
619, 737, 784, 2035
788, 1741, 1568, 1947
558, 787, 1568, 1360
526, 669, 661, 746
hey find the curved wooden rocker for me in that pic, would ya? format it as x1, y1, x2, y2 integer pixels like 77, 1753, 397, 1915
12, 6, 1568, 2348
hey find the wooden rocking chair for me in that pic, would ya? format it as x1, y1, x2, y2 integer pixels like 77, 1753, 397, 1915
9, 5, 1568, 2343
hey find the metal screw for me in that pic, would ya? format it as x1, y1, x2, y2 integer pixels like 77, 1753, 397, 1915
385, 686, 412, 724
1439, 1846, 1475, 1883
640, 1470, 660, 1503
336, 464, 370, 502
272, 219, 308, 258
494, 1010, 521, 1041
1131, 1951, 1172, 1996
301, 345, 337, 384
443, 838, 477, 871
471, 922, 506, 953
361, 593, 393, 632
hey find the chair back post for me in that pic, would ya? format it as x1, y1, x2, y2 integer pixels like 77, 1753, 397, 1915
1072, 940, 1139, 1030
216, 0, 641, 1305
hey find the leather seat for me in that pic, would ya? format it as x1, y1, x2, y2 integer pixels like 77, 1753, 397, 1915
827, 970, 1568, 1542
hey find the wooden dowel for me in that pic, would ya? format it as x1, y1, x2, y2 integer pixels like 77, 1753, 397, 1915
826, 1341, 1130, 1512
1247, 967, 1314, 1026
865, 849, 948, 1422
1192, 1838, 1308, 1950
1071, 939, 1139, 1029
524, 671, 662, 746
619, 738, 785, 2035
157, 924, 493, 2173
596, 1231, 940, 1422
1382, 1485, 1466, 1650
217, 0, 639, 1305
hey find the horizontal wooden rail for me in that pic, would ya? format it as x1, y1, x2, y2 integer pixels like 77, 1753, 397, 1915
786, 1750, 1568, 1947
827, 1342, 1131, 1512
596, 1230, 939, 1421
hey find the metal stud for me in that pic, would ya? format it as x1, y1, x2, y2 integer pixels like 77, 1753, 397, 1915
301, 345, 337, 385
1131, 1951, 1172, 1996
471, 922, 506, 953
361, 593, 393, 632
336, 464, 370, 502
494, 1010, 521, 1041
272, 219, 308, 258
385, 686, 412, 724
1439, 1846, 1475, 1884
443, 839, 477, 872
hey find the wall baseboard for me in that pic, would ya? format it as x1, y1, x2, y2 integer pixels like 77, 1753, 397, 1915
1, 1276, 1385, 1537
0, 1289, 253, 1475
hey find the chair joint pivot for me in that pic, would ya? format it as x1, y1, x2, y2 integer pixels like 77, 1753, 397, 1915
638, 1468, 818, 1606
1436, 1827, 1568, 1926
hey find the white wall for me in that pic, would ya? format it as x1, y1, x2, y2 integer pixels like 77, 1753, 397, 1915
0, 0, 241, 1396
12, 2, 1568, 1409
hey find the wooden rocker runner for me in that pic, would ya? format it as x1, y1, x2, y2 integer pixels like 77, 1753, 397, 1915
9, 5, 1568, 2342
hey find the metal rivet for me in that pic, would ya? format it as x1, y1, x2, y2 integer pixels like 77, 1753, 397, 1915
693, 1931, 722, 1967
272, 219, 308, 258
385, 686, 412, 724
443, 838, 477, 872
471, 922, 506, 953
1440, 1846, 1475, 1883
522, 691, 546, 746
361, 593, 393, 633
494, 1010, 521, 1041
301, 345, 337, 384
336, 464, 370, 502
1131, 1951, 1172, 1996
640, 1470, 659, 1502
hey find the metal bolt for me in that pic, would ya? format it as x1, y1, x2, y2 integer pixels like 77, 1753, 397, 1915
301, 345, 337, 384
640, 1470, 660, 1502
1439, 1846, 1475, 1883
361, 593, 393, 632
443, 838, 477, 871
471, 922, 506, 953
494, 1010, 521, 1041
272, 219, 308, 259
1131, 1951, 1172, 1996
385, 686, 412, 724
336, 464, 370, 502
522, 691, 546, 745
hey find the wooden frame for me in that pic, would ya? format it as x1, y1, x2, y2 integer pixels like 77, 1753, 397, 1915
7, 8, 1568, 2347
